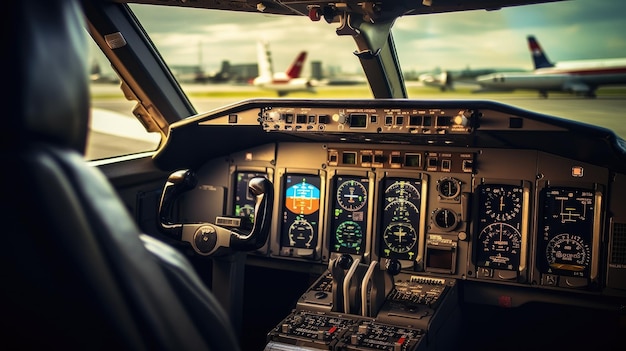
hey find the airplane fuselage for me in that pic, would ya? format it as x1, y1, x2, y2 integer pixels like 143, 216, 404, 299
476, 57, 626, 96
252, 76, 315, 95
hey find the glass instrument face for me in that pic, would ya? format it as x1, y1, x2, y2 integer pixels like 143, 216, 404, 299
330, 176, 369, 255
379, 178, 422, 261
280, 174, 321, 249
437, 177, 461, 200
537, 187, 595, 278
234, 171, 267, 223
432, 208, 459, 231
475, 184, 525, 270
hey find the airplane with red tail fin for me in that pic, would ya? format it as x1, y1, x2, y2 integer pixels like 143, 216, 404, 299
475, 35, 626, 98
252, 40, 315, 96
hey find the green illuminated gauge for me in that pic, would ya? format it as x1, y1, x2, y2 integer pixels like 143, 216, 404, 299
432, 208, 459, 231
288, 219, 315, 248
383, 222, 417, 253
385, 199, 419, 222
437, 177, 461, 200
335, 221, 363, 249
384, 180, 420, 204
546, 233, 590, 273
483, 185, 523, 222
477, 222, 522, 270
336, 179, 367, 211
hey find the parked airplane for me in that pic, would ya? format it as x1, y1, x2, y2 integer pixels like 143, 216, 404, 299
251, 40, 315, 96
10, 1, 626, 351
475, 35, 626, 98
195, 60, 232, 83
417, 67, 527, 91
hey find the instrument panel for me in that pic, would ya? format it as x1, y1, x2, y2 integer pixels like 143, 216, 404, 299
224, 142, 613, 297
176, 99, 626, 304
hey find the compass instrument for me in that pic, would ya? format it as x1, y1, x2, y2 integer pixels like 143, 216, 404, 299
379, 178, 422, 260
475, 184, 526, 271
331, 175, 369, 254
537, 187, 596, 278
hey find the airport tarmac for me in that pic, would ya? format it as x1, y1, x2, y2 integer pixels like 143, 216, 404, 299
91, 82, 626, 139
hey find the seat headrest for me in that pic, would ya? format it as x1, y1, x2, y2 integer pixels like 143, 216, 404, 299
10, 0, 89, 153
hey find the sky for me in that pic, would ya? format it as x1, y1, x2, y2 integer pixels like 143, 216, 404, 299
121, 0, 626, 76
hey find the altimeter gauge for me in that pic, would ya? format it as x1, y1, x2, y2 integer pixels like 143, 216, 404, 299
483, 185, 523, 222
545, 233, 590, 273
477, 222, 522, 270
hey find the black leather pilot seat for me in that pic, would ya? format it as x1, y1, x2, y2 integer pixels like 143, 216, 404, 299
0, 1, 240, 350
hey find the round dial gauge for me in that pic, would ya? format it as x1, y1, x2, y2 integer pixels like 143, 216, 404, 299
288, 219, 315, 248
483, 185, 523, 222
437, 177, 461, 199
432, 208, 458, 231
385, 199, 420, 222
384, 180, 420, 204
478, 222, 522, 269
336, 179, 367, 211
383, 222, 417, 253
546, 233, 590, 273
335, 221, 363, 249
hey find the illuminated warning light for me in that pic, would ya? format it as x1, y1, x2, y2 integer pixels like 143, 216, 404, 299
498, 295, 512, 308
571, 166, 584, 178
328, 326, 337, 334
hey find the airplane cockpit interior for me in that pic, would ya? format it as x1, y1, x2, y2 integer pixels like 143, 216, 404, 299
5, 0, 626, 351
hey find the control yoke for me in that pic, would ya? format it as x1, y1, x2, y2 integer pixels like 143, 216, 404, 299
158, 169, 273, 256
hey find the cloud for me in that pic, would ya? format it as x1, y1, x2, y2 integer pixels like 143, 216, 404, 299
129, 0, 626, 75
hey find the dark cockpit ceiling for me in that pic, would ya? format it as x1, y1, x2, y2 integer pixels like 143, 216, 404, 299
153, 98, 626, 173
117, 0, 565, 18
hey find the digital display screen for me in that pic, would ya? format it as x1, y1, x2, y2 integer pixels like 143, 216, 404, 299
427, 248, 454, 271
280, 174, 321, 250
537, 187, 595, 278
404, 154, 421, 168
342, 152, 357, 165
475, 184, 524, 271
379, 177, 422, 261
234, 171, 267, 225
330, 175, 369, 255
349, 114, 367, 128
